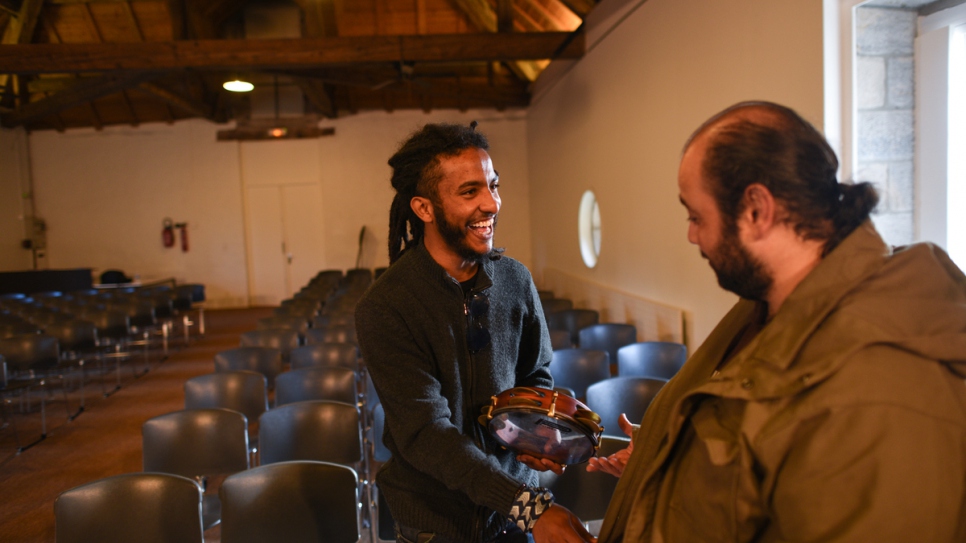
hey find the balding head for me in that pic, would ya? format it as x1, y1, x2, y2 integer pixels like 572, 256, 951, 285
684, 101, 877, 255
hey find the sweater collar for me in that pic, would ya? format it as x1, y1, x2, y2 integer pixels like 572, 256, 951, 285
411, 242, 494, 294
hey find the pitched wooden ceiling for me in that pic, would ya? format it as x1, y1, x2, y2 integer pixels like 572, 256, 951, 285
0, 0, 593, 132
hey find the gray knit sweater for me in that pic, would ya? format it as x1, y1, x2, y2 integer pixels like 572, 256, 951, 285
355, 242, 553, 542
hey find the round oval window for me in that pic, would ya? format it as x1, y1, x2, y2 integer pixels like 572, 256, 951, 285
578, 191, 601, 268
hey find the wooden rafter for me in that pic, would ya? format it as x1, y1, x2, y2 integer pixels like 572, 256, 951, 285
82, 2, 104, 41
121, 0, 144, 41
556, 0, 594, 18
166, 0, 184, 39
295, 76, 335, 118
0, 0, 44, 89
137, 81, 212, 119
0, 71, 154, 126
0, 32, 584, 73
292, 0, 337, 38
496, 0, 513, 32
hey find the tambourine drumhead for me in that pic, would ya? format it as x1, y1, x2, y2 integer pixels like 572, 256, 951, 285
488, 410, 599, 465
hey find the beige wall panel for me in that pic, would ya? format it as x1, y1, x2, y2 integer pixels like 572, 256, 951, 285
29, 120, 249, 307
527, 0, 825, 347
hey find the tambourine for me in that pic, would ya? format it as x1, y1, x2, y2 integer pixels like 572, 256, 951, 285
478, 386, 603, 465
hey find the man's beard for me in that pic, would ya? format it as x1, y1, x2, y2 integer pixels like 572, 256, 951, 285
434, 203, 501, 264
706, 224, 772, 301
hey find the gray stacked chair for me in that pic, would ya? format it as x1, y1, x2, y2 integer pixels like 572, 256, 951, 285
239, 329, 300, 364
586, 377, 666, 437
215, 346, 284, 390
256, 315, 310, 335
578, 323, 637, 375
43, 318, 98, 419
289, 342, 360, 372
547, 309, 600, 348
304, 324, 357, 346
617, 341, 688, 380
541, 298, 574, 316
258, 400, 363, 469
549, 329, 573, 350
549, 348, 611, 400
184, 371, 269, 435
54, 472, 205, 543
142, 408, 250, 530
0, 333, 65, 451
369, 402, 394, 542
219, 460, 360, 543
275, 367, 358, 407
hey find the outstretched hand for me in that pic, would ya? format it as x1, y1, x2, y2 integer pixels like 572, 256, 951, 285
517, 454, 566, 475
532, 504, 597, 543
585, 413, 635, 478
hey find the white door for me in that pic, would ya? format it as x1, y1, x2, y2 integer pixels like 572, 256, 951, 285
245, 184, 326, 306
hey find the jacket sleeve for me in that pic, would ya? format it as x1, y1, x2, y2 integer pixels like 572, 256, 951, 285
765, 391, 966, 541
514, 273, 554, 390
355, 295, 525, 516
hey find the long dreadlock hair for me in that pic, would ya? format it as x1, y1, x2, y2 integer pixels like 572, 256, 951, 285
387, 122, 489, 264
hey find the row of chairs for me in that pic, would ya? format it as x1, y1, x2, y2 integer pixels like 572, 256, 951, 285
53, 268, 377, 542
0, 284, 206, 453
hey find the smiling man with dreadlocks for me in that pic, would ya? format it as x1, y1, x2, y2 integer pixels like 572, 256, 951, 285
356, 123, 595, 543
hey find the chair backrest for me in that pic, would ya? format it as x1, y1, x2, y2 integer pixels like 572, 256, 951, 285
44, 319, 98, 353
219, 460, 359, 543
288, 342, 359, 372
617, 341, 688, 380
142, 408, 250, 478
214, 346, 284, 388
54, 472, 204, 543
549, 348, 611, 400
239, 329, 300, 361
586, 377, 666, 437
304, 325, 356, 346
311, 312, 355, 329
184, 371, 269, 424
547, 309, 600, 347
256, 315, 309, 334
578, 323, 637, 371
549, 329, 573, 350
275, 367, 358, 407
541, 298, 573, 316
258, 400, 363, 467
538, 436, 630, 521
0, 333, 60, 372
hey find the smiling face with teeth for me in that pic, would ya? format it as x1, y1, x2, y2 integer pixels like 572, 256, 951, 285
411, 146, 501, 280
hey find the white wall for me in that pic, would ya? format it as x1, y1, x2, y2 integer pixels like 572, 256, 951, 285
527, 0, 825, 346
0, 127, 33, 271
24, 110, 531, 307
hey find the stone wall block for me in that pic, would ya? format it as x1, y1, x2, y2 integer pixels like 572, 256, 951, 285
857, 56, 887, 109
888, 160, 914, 212
887, 56, 914, 108
871, 210, 914, 246
857, 110, 914, 161
856, 7, 916, 56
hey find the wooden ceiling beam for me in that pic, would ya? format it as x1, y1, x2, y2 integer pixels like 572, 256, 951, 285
295, 76, 335, 118
0, 71, 154, 126
0, 0, 44, 89
122, 0, 144, 41
496, 0, 513, 33
0, 32, 584, 73
137, 81, 212, 119
556, 0, 594, 18
166, 0, 185, 39
48, 0, 156, 4
292, 0, 337, 38
447, 0, 495, 32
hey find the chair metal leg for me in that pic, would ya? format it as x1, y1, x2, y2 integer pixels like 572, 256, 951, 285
67, 359, 85, 421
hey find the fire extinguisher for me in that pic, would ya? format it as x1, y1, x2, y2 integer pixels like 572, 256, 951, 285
175, 223, 189, 252
162, 218, 175, 248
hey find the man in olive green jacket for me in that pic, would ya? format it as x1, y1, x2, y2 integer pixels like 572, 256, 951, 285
593, 102, 966, 542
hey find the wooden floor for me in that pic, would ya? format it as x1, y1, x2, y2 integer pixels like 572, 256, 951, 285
0, 307, 274, 543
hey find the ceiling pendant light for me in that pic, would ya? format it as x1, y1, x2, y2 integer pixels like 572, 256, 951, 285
223, 79, 254, 92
